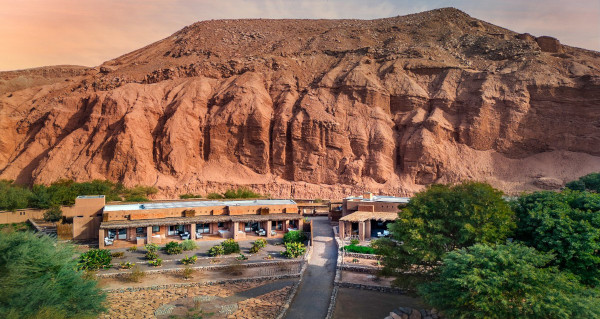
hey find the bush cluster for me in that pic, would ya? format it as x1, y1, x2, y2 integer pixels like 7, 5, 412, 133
283, 230, 306, 244
77, 249, 112, 271
250, 238, 267, 253
0, 179, 158, 211
208, 245, 225, 257
180, 240, 197, 251
342, 245, 376, 254
376, 179, 600, 318
282, 242, 306, 258
148, 258, 162, 267
165, 241, 183, 255
181, 255, 197, 265
221, 239, 240, 254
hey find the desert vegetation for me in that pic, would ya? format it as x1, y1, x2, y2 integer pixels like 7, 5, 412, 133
0, 179, 157, 211
374, 179, 600, 318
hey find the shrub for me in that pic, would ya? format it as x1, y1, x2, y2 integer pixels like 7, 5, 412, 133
342, 245, 376, 254
43, 206, 63, 222
283, 230, 307, 244
77, 249, 112, 270
221, 239, 240, 254
180, 239, 197, 251
127, 246, 138, 252
250, 238, 267, 253
179, 193, 202, 199
148, 258, 162, 267
144, 243, 159, 252
513, 190, 600, 286
208, 244, 225, 257
565, 172, 600, 192
420, 244, 600, 318
119, 262, 134, 269
282, 242, 306, 258
0, 180, 32, 211
350, 239, 360, 246
111, 251, 125, 258
127, 265, 145, 283
223, 187, 261, 199
382, 182, 515, 270
206, 192, 224, 199
236, 254, 248, 260
145, 251, 158, 260
181, 255, 197, 265
0, 231, 106, 318
182, 266, 195, 279
165, 241, 183, 255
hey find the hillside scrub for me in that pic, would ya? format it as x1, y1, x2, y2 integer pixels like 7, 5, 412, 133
0, 179, 157, 211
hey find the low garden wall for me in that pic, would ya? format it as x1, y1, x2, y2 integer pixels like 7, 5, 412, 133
276, 240, 312, 319
97, 259, 304, 279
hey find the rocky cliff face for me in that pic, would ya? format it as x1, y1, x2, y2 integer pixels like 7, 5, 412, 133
1, 8, 600, 198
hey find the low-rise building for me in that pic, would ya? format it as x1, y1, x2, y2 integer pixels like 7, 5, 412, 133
338, 193, 409, 241
64, 195, 302, 248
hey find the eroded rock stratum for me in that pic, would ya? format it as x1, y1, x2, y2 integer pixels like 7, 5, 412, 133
1, 8, 599, 198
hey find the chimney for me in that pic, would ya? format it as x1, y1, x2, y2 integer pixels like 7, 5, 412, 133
363, 192, 373, 200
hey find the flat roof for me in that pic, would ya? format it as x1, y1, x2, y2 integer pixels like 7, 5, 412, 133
345, 195, 410, 204
77, 195, 105, 199
104, 199, 297, 212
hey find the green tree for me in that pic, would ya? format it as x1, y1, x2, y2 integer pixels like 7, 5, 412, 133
0, 180, 32, 211
380, 182, 515, 269
43, 206, 63, 222
513, 190, 600, 286
565, 172, 600, 192
0, 231, 106, 318
420, 244, 600, 319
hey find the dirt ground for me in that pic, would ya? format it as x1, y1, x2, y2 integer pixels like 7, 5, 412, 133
340, 271, 395, 288
333, 288, 427, 319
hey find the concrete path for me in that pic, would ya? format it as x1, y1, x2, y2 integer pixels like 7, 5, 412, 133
285, 217, 337, 319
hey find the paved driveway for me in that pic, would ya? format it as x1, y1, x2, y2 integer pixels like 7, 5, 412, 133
285, 217, 337, 319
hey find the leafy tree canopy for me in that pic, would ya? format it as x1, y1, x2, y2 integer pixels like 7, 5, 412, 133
420, 243, 600, 319
382, 182, 515, 268
565, 172, 600, 192
513, 190, 600, 286
0, 231, 106, 318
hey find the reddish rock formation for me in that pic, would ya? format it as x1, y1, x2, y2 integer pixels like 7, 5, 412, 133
1, 8, 599, 198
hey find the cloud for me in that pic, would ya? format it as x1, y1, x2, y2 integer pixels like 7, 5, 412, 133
0, 0, 598, 70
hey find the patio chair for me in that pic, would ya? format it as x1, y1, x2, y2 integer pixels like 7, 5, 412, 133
376, 231, 382, 237
104, 237, 114, 246
195, 232, 203, 239
383, 230, 390, 237
271, 230, 277, 236
180, 232, 190, 240
258, 229, 266, 236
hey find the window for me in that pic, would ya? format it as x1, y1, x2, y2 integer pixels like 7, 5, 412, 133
118, 229, 126, 240
196, 223, 210, 234
217, 222, 225, 228
152, 226, 160, 233
168, 225, 185, 235
107, 229, 116, 239
272, 221, 283, 230
136, 227, 145, 235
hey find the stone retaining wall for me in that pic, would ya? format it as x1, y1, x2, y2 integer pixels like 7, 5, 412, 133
104, 274, 302, 293
345, 252, 380, 260
98, 259, 303, 278
336, 282, 404, 294
325, 235, 343, 319
338, 264, 379, 274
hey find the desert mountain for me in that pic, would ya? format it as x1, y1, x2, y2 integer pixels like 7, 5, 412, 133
1, 8, 599, 198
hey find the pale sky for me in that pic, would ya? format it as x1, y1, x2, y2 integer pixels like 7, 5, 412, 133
0, 0, 598, 71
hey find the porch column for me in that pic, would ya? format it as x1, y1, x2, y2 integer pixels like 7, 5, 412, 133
338, 221, 345, 239
358, 221, 365, 241
146, 226, 153, 243
365, 220, 371, 240
99, 229, 105, 248
233, 222, 240, 240
190, 223, 196, 240
298, 218, 304, 231
266, 220, 273, 238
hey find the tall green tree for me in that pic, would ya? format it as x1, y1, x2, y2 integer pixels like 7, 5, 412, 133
376, 182, 515, 269
420, 243, 600, 319
513, 190, 600, 286
565, 172, 600, 192
0, 180, 32, 211
0, 231, 106, 318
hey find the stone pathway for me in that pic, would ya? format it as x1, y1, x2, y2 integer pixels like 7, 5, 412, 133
285, 217, 337, 319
